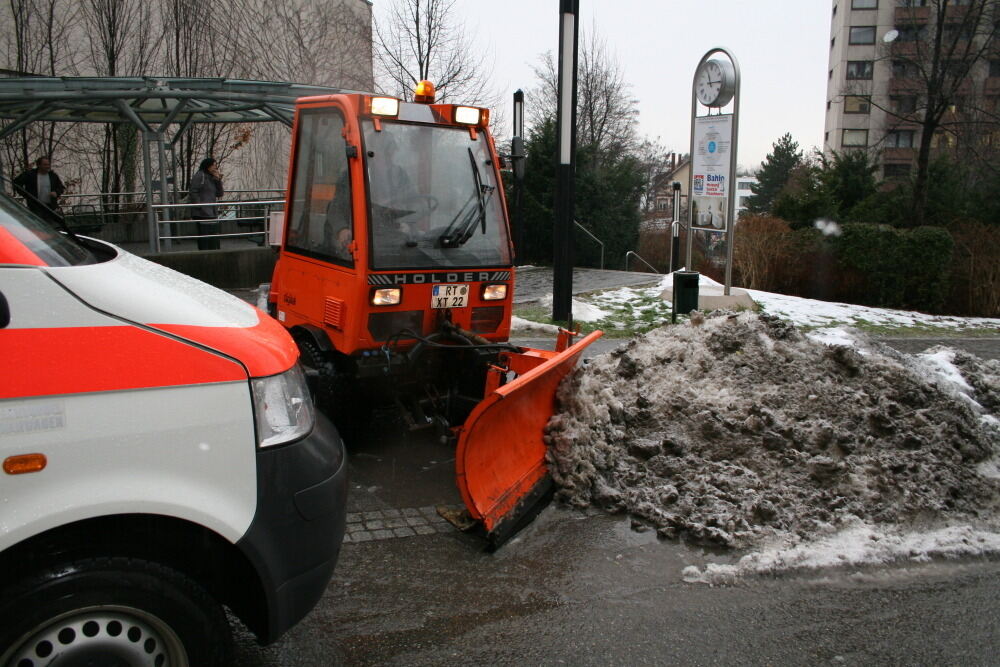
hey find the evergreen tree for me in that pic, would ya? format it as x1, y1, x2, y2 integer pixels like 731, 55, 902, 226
745, 133, 802, 215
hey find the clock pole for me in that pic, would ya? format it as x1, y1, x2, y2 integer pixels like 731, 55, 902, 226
686, 48, 741, 297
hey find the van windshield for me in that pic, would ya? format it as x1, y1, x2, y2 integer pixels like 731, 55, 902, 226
363, 120, 511, 270
0, 194, 97, 266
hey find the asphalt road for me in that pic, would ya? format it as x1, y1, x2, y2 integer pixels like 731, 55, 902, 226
236, 420, 1000, 666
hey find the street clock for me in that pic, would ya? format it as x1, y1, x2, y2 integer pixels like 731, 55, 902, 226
695, 59, 736, 108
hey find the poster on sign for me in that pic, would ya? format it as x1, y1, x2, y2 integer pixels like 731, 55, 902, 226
690, 114, 733, 232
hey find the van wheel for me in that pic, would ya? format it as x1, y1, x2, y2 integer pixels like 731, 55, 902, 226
0, 557, 232, 667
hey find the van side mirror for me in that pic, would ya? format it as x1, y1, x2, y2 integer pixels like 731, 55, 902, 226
511, 136, 526, 181
0, 291, 9, 328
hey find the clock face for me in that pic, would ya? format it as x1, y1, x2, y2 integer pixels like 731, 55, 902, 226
696, 62, 723, 106
695, 59, 735, 107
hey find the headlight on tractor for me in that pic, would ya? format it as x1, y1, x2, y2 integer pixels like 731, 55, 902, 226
482, 283, 508, 301
371, 287, 402, 306
251, 364, 315, 448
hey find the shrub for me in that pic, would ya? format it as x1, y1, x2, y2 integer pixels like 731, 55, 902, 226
949, 221, 1000, 317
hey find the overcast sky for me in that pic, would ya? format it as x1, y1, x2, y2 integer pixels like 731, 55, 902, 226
383, 0, 831, 171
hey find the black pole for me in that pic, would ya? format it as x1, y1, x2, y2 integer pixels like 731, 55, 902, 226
670, 181, 681, 273
553, 0, 579, 324
512, 89, 525, 263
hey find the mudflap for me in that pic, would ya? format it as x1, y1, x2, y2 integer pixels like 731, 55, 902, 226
454, 331, 603, 550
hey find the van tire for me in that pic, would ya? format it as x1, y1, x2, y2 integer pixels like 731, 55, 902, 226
0, 556, 232, 666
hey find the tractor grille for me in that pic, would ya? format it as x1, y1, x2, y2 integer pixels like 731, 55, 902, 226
324, 297, 346, 329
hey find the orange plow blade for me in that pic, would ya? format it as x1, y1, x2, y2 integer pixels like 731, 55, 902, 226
455, 331, 603, 548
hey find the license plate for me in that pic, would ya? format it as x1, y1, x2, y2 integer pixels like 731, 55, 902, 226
431, 284, 469, 309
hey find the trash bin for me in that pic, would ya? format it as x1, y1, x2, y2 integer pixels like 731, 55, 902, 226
673, 271, 700, 315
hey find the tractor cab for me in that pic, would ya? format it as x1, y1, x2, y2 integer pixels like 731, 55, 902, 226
271, 88, 514, 356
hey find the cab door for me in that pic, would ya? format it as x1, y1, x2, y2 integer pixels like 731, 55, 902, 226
277, 104, 363, 352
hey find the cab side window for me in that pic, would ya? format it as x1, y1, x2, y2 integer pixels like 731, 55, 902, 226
286, 109, 354, 266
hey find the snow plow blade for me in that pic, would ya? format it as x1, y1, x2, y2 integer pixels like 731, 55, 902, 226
455, 330, 603, 549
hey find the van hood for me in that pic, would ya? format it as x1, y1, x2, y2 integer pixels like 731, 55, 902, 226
45, 247, 297, 378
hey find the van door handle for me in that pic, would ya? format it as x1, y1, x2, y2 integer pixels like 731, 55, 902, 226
0, 291, 9, 328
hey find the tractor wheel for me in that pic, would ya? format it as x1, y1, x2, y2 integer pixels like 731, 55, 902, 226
296, 335, 368, 445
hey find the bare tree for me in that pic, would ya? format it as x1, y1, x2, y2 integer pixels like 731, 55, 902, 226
864, 0, 1000, 225
373, 0, 496, 106
527, 25, 639, 165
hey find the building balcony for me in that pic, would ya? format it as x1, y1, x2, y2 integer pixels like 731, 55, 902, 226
882, 147, 917, 163
895, 6, 930, 23
890, 41, 919, 58
889, 78, 922, 94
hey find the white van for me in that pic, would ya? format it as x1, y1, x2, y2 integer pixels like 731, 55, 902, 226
0, 195, 347, 665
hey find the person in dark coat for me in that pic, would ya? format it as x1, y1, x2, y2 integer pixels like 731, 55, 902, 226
13, 156, 65, 217
188, 157, 224, 250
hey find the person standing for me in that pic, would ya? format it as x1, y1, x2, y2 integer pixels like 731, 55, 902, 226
188, 157, 224, 250
13, 156, 65, 218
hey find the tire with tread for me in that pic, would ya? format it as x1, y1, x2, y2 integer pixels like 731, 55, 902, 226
0, 556, 232, 666
297, 335, 367, 444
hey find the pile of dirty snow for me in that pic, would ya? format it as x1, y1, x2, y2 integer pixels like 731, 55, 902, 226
545, 311, 1000, 557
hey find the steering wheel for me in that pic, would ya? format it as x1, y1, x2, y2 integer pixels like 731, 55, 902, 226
380, 194, 439, 218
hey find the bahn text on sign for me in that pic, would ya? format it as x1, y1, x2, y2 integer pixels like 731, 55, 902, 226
691, 114, 733, 232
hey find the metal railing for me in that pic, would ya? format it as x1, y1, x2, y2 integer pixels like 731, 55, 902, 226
151, 198, 285, 251
574, 219, 604, 270
624, 250, 661, 274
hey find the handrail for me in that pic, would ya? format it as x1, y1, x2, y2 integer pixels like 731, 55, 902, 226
150, 198, 285, 251
574, 219, 604, 270
624, 250, 660, 274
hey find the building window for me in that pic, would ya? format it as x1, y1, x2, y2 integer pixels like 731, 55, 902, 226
899, 0, 928, 6
885, 130, 915, 148
739, 196, 751, 207
883, 163, 911, 179
843, 129, 869, 146
831, 37, 836, 48
931, 132, 955, 148
896, 25, 926, 42
847, 60, 874, 79
844, 95, 871, 113
738, 181, 754, 191
891, 95, 917, 114
833, 4, 838, 15
849, 26, 876, 44
827, 100, 832, 110
990, 60, 1000, 77
851, 0, 877, 8
825, 131, 830, 142
892, 60, 914, 78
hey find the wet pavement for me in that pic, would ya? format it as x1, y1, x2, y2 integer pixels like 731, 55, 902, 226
236, 416, 1000, 665
512, 266, 661, 303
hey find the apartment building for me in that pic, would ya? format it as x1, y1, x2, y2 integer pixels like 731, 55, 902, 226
824, 0, 1000, 179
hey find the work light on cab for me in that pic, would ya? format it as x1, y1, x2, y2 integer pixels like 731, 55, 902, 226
370, 96, 400, 117
413, 80, 436, 104
371, 287, 401, 306
481, 284, 507, 301
454, 106, 482, 126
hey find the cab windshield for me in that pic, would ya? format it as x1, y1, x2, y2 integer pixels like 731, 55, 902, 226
0, 193, 97, 266
363, 120, 511, 270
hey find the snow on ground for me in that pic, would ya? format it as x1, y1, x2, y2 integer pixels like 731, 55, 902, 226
560, 271, 1000, 334
545, 311, 1000, 580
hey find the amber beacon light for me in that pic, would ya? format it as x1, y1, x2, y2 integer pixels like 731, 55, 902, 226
413, 80, 436, 104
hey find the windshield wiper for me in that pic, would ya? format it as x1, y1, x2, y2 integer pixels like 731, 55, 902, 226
438, 148, 495, 248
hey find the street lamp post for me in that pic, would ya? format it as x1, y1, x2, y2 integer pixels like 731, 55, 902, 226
552, 0, 579, 324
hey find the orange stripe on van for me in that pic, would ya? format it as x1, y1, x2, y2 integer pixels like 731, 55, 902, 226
152, 313, 299, 379
0, 326, 246, 399
0, 226, 46, 266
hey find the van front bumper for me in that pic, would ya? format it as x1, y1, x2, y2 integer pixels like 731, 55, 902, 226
236, 412, 348, 644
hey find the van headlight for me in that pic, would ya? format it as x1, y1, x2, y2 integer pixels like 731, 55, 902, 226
251, 364, 315, 448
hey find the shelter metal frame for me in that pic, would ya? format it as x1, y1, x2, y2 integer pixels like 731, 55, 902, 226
0, 76, 355, 252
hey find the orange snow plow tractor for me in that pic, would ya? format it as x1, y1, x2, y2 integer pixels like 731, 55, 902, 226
268, 83, 600, 547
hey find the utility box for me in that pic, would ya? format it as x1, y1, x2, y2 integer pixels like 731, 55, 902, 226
673, 271, 700, 314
